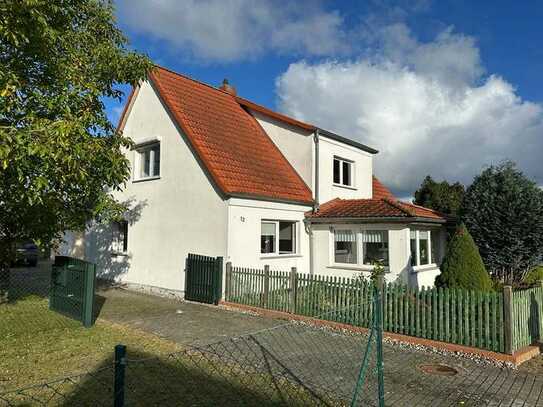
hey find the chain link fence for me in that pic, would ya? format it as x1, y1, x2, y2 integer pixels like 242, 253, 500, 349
0, 296, 384, 406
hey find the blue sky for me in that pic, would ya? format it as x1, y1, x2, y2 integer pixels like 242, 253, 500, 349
107, 0, 543, 196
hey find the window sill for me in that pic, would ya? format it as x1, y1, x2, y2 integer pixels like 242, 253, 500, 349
411, 264, 438, 273
133, 176, 161, 183
327, 264, 390, 273
110, 252, 128, 257
333, 183, 357, 191
260, 254, 302, 260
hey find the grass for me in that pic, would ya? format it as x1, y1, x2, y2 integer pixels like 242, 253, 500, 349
0, 297, 341, 406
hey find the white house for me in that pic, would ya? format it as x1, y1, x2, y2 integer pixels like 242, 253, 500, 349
70, 66, 449, 297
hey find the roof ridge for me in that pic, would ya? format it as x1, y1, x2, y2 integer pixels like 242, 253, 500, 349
153, 64, 235, 98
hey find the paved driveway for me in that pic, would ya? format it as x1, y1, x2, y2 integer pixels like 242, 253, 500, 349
96, 287, 543, 406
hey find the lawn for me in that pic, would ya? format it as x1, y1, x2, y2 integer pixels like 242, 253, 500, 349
0, 297, 339, 406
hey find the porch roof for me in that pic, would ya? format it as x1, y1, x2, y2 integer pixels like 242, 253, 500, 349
306, 177, 448, 224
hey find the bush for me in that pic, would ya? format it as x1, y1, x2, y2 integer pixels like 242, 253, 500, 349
435, 224, 493, 291
523, 266, 543, 285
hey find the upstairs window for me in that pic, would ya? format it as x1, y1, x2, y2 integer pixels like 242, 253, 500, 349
136, 142, 160, 179
333, 157, 353, 187
261, 221, 296, 255
112, 221, 128, 253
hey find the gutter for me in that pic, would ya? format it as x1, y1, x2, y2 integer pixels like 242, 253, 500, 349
313, 129, 320, 212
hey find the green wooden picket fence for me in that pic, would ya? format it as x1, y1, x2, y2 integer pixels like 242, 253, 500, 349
512, 284, 543, 350
225, 265, 543, 354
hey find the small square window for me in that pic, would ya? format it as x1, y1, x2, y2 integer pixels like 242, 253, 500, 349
333, 157, 353, 187
136, 143, 160, 179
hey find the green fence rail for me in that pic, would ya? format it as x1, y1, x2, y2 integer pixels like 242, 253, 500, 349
225, 265, 525, 353
512, 284, 543, 350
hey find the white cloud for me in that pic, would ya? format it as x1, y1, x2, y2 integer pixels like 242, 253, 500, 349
116, 0, 349, 62
276, 25, 543, 196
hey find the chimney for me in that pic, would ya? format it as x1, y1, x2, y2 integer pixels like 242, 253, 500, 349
220, 78, 236, 96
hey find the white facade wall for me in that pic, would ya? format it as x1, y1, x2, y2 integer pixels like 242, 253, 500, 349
252, 111, 314, 191
85, 81, 228, 294
227, 198, 312, 273
318, 136, 373, 203
310, 223, 443, 288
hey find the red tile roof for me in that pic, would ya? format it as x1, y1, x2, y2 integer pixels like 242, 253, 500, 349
147, 66, 313, 205
372, 176, 396, 200
307, 177, 446, 222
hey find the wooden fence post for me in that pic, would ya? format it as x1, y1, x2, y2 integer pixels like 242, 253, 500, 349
225, 262, 232, 301
503, 285, 514, 354
263, 265, 270, 308
290, 267, 298, 314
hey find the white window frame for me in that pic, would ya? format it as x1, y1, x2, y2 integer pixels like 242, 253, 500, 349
330, 227, 390, 269
134, 141, 161, 181
333, 156, 355, 188
260, 220, 298, 257
410, 229, 437, 269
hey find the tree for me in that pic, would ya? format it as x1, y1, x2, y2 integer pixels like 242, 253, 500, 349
0, 0, 152, 301
413, 176, 465, 215
435, 224, 493, 291
461, 162, 543, 284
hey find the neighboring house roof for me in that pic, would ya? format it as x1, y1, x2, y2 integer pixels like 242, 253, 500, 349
307, 177, 447, 223
144, 66, 314, 205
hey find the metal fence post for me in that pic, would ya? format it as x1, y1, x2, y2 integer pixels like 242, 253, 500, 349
225, 262, 232, 301
290, 267, 297, 314
503, 285, 514, 354
0, 268, 9, 304
375, 275, 385, 407
263, 265, 270, 308
114, 344, 127, 407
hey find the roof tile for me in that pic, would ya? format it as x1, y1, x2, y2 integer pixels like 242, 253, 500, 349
149, 66, 313, 204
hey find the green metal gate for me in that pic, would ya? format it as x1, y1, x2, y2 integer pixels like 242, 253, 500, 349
49, 256, 96, 327
185, 253, 223, 305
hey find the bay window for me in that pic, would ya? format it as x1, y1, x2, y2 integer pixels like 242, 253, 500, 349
334, 230, 357, 264
261, 220, 296, 255
362, 230, 389, 266
410, 229, 439, 267
333, 228, 389, 267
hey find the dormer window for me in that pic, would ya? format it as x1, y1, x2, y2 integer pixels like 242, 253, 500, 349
134, 142, 160, 181
333, 157, 353, 187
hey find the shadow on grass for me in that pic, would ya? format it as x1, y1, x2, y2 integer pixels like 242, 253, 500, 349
0, 345, 337, 407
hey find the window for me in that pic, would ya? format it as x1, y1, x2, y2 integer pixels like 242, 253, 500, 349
431, 230, 440, 265
362, 230, 389, 266
137, 143, 160, 179
261, 221, 296, 255
112, 221, 128, 253
419, 231, 429, 265
333, 157, 353, 187
410, 229, 437, 267
334, 230, 357, 264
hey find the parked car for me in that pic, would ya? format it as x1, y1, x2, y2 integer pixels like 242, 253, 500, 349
14, 242, 39, 267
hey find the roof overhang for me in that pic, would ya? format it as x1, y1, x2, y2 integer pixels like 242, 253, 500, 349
305, 216, 447, 225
